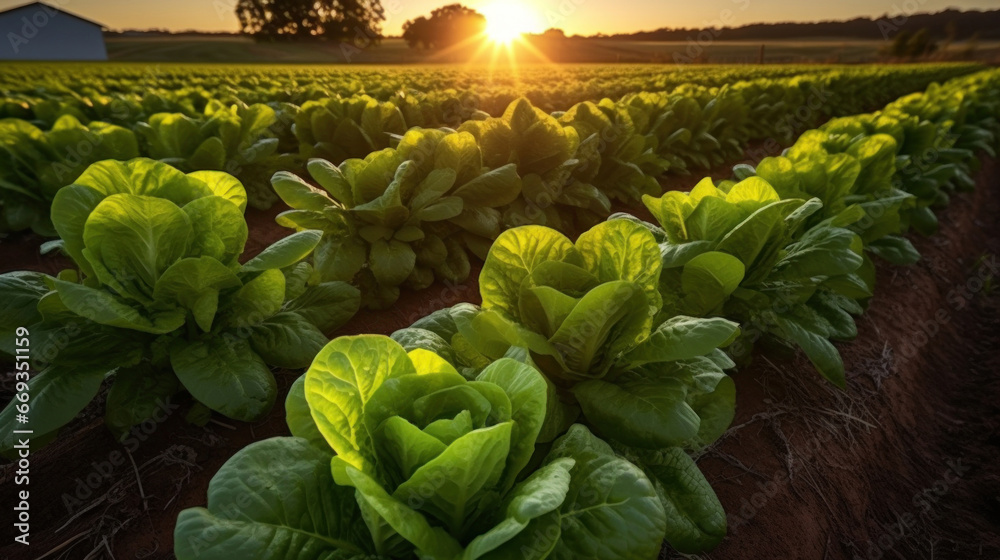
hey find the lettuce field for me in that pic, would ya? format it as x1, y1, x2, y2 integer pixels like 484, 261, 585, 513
1, 61, 999, 560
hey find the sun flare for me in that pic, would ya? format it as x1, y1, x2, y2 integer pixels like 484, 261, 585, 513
481, 2, 541, 43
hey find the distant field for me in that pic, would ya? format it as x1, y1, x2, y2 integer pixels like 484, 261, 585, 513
105, 36, 1000, 64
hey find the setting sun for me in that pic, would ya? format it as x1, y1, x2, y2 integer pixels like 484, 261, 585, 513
480, 2, 542, 43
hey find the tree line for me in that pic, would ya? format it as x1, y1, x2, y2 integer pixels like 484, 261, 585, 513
607, 9, 1000, 42
230, 1, 998, 47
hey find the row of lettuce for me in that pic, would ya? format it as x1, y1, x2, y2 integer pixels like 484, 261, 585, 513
0, 64, 978, 237
0, 63, 925, 122
177, 68, 1000, 559
0, 69, 996, 558
261, 63, 987, 311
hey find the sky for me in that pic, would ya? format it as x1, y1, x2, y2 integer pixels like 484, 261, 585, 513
2, 0, 999, 36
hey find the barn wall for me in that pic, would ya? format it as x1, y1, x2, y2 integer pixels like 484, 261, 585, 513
0, 4, 107, 60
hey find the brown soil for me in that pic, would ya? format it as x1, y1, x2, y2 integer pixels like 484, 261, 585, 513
242, 202, 294, 260
0, 232, 71, 276
1, 159, 998, 560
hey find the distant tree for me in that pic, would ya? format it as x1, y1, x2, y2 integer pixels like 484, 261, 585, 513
541, 28, 567, 40
402, 17, 433, 48
905, 28, 938, 57
886, 27, 938, 58
944, 21, 957, 44
402, 4, 487, 50
962, 31, 980, 59
888, 30, 913, 57
236, 0, 385, 43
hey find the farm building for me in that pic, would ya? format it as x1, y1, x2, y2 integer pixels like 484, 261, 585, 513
0, 1, 107, 60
